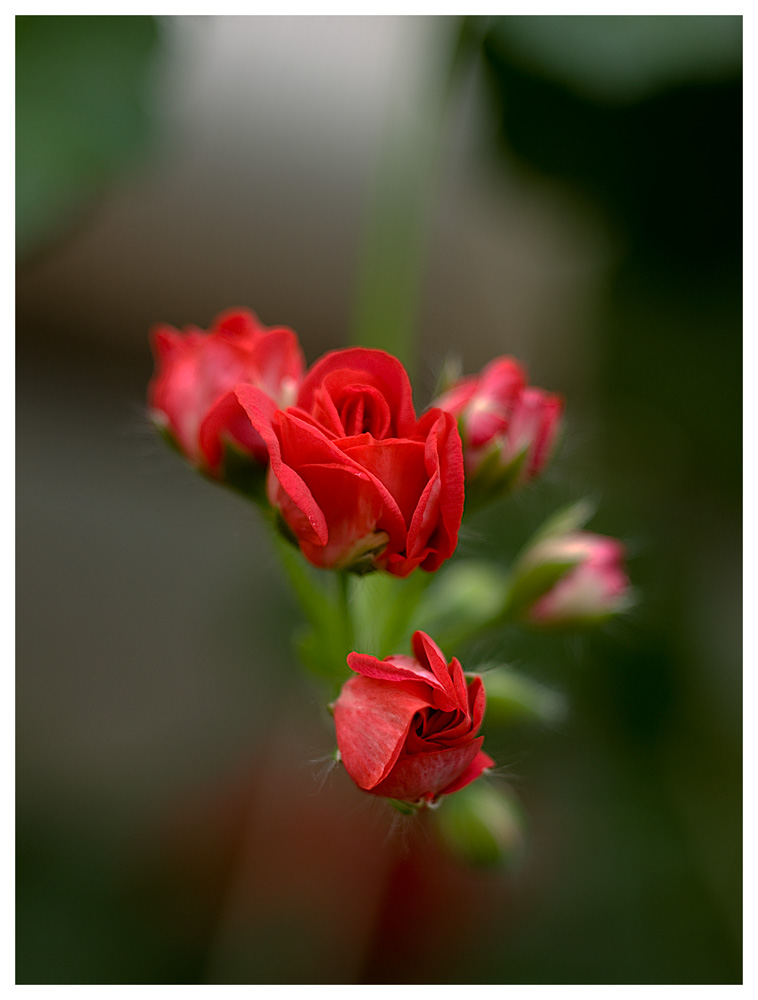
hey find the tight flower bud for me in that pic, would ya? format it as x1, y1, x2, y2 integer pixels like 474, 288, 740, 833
333, 631, 494, 804
434, 356, 562, 499
148, 308, 304, 477
511, 532, 632, 628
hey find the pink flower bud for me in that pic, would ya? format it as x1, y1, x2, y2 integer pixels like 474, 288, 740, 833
333, 631, 494, 804
147, 308, 304, 475
434, 357, 562, 498
519, 532, 632, 627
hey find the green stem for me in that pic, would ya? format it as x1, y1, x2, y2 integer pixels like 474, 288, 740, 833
436, 607, 514, 655
338, 571, 354, 655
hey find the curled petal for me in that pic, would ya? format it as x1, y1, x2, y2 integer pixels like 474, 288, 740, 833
412, 630, 458, 710
347, 651, 447, 695
298, 348, 417, 439
334, 675, 430, 790
199, 386, 273, 471
370, 738, 485, 802
409, 410, 464, 572
437, 749, 495, 797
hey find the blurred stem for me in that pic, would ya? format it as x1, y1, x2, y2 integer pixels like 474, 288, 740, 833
436, 606, 513, 654
352, 569, 435, 658
350, 17, 482, 377
338, 571, 354, 654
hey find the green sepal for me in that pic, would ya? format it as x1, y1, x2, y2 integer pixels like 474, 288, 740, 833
274, 511, 300, 549
432, 354, 463, 399
388, 798, 424, 815
504, 555, 581, 620
152, 415, 184, 458
464, 445, 529, 514
337, 530, 389, 575
525, 497, 596, 547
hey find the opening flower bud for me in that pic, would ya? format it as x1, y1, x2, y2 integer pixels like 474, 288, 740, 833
433, 356, 562, 502
333, 631, 494, 804
147, 308, 305, 481
509, 531, 633, 628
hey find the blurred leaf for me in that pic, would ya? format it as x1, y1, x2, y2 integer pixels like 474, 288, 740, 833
436, 780, 527, 870
484, 15, 741, 103
479, 666, 568, 726
525, 497, 596, 547
413, 559, 510, 652
480, 16, 742, 277
16, 15, 161, 258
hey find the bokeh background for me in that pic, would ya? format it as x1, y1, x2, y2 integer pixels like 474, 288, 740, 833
16, 15, 742, 984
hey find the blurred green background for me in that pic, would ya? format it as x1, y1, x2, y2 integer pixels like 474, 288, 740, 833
16, 15, 741, 984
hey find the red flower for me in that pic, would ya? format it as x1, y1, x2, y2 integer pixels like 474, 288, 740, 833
333, 631, 494, 803
434, 357, 562, 495
148, 308, 304, 473
236, 348, 464, 576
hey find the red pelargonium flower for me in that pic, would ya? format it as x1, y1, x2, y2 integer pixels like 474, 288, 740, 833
333, 631, 494, 803
434, 356, 562, 495
148, 308, 304, 473
236, 348, 464, 576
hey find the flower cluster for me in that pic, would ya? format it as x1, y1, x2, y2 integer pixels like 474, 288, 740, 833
147, 308, 632, 831
149, 311, 463, 577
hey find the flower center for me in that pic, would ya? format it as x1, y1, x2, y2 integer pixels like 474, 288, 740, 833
338, 387, 392, 438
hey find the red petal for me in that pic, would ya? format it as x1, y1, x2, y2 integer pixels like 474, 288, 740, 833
287, 462, 387, 569
210, 308, 267, 340
467, 675, 486, 733
341, 438, 428, 528
347, 651, 443, 696
411, 631, 457, 710
334, 675, 430, 790
236, 392, 329, 546
150, 324, 185, 363
437, 749, 494, 797
448, 656, 469, 713
250, 328, 305, 400
298, 348, 417, 437
433, 376, 479, 416
407, 410, 464, 572
369, 738, 484, 801
199, 387, 272, 471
